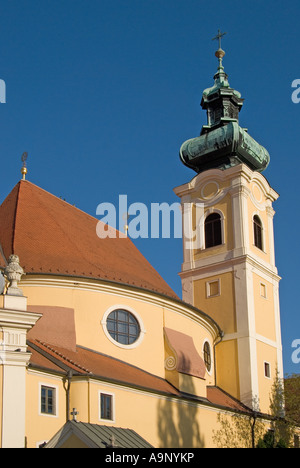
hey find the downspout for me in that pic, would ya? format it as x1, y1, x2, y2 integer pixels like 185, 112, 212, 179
251, 411, 258, 449
213, 330, 224, 387
65, 370, 73, 422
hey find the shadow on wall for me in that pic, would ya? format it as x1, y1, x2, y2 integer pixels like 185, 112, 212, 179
157, 356, 205, 448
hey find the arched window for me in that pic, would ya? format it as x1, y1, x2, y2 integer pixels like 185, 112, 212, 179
253, 215, 263, 250
203, 341, 212, 373
205, 213, 222, 248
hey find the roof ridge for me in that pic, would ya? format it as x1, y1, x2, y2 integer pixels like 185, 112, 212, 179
10, 181, 21, 255
19, 179, 122, 236
0, 180, 178, 300
31, 339, 92, 374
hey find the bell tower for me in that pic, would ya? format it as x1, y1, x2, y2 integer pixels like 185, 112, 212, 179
174, 34, 283, 413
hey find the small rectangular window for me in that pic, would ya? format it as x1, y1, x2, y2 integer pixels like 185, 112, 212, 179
100, 393, 114, 421
206, 279, 220, 298
264, 362, 271, 379
260, 283, 267, 299
41, 386, 56, 415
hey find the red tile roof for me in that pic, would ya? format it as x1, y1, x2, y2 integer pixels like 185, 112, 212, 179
28, 339, 181, 396
0, 180, 178, 299
206, 386, 251, 413
28, 339, 250, 413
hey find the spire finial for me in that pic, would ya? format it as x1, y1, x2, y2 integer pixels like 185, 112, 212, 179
212, 29, 227, 72
21, 152, 28, 180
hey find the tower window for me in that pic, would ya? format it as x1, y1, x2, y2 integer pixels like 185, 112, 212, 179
260, 283, 267, 299
264, 362, 271, 379
205, 213, 222, 248
206, 279, 221, 298
253, 215, 263, 250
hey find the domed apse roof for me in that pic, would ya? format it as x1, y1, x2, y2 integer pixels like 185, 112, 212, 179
0, 180, 178, 300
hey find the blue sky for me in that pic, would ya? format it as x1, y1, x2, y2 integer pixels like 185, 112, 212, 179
0, 0, 299, 376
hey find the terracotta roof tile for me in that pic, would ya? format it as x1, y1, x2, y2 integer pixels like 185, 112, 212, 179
28, 341, 249, 412
0, 180, 178, 299
28, 339, 180, 396
207, 386, 251, 413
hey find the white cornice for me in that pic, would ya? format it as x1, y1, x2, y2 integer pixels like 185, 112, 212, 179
179, 251, 281, 283
0, 308, 42, 330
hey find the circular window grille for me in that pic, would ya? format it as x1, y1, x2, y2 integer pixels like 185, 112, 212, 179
203, 341, 212, 372
106, 309, 140, 345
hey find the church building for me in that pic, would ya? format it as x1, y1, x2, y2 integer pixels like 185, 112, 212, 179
0, 37, 285, 448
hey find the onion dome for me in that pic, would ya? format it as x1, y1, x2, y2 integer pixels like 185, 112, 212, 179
180, 31, 270, 174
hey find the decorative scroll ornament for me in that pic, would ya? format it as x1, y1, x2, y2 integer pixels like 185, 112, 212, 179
164, 355, 177, 371
4, 254, 25, 296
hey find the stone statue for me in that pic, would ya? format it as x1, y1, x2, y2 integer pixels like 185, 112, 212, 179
4, 254, 25, 296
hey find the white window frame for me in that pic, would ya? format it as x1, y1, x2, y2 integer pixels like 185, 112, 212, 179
264, 361, 271, 379
260, 282, 268, 299
101, 305, 146, 350
99, 390, 115, 423
200, 209, 225, 250
206, 279, 221, 298
39, 382, 59, 418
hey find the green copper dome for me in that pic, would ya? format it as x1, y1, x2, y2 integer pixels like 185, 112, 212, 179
180, 36, 270, 174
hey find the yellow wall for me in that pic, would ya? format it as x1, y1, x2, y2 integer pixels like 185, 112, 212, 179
256, 341, 278, 412
193, 272, 236, 334
253, 273, 276, 342
26, 371, 66, 448
22, 278, 218, 387
247, 188, 271, 264
70, 378, 219, 448
23, 283, 165, 378
25, 370, 222, 448
21, 278, 220, 448
215, 340, 240, 399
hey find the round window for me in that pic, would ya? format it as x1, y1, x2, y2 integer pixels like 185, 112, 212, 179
203, 341, 212, 373
106, 309, 141, 345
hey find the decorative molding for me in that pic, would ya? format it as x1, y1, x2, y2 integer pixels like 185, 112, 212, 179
164, 355, 177, 371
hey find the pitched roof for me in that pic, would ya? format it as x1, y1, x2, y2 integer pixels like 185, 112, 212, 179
206, 386, 252, 413
28, 339, 181, 396
28, 339, 251, 414
0, 180, 178, 299
43, 420, 154, 448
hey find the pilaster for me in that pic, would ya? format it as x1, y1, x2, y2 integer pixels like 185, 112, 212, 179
0, 255, 41, 448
